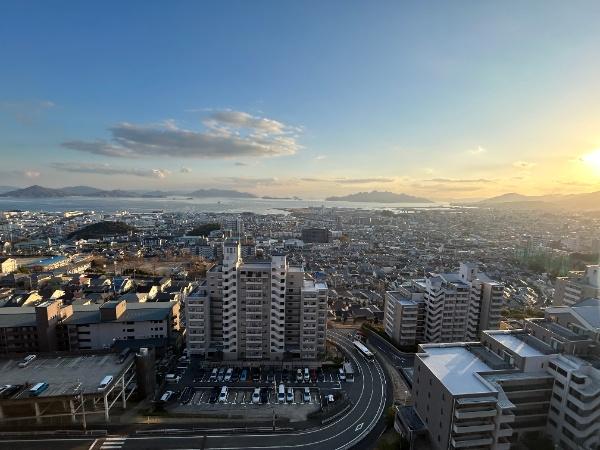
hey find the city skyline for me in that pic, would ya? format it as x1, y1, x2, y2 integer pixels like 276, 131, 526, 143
2, 1, 600, 200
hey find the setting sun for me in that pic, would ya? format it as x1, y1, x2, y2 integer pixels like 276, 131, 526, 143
582, 149, 600, 170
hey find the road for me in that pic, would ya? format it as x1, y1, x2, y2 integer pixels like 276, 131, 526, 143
3, 329, 390, 450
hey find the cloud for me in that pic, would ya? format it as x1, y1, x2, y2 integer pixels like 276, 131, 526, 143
512, 160, 536, 169
205, 110, 288, 134
468, 146, 487, 155
180, 167, 192, 173
62, 111, 301, 160
234, 162, 248, 166
298, 177, 395, 184
315, 155, 327, 161
50, 162, 171, 179
424, 178, 493, 183
0, 169, 42, 179
334, 178, 395, 184
0, 99, 55, 124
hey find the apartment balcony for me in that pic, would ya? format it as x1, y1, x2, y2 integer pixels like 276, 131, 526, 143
450, 435, 493, 448
496, 437, 511, 450
455, 408, 497, 420
452, 422, 495, 434
497, 424, 513, 437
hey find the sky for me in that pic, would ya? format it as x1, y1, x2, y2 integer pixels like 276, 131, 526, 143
2, 0, 600, 200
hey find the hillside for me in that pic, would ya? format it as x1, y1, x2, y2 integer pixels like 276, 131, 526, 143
1, 185, 69, 198
474, 190, 600, 212
68, 221, 137, 239
325, 191, 432, 203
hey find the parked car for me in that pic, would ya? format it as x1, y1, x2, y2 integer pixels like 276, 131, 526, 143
209, 368, 218, 382
286, 387, 294, 402
252, 367, 261, 382
303, 387, 311, 403
303, 368, 310, 382
218, 386, 229, 403
278, 384, 285, 403
217, 367, 226, 382
209, 387, 219, 403
224, 368, 233, 382
281, 369, 289, 383
260, 388, 269, 404
232, 367, 240, 382
267, 369, 274, 383
310, 368, 317, 383
252, 388, 261, 404
240, 368, 249, 382
296, 369, 303, 382
160, 390, 174, 402
338, 367, 346, 382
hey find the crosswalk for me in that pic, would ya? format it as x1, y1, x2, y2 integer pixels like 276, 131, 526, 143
100, 436, 126, 449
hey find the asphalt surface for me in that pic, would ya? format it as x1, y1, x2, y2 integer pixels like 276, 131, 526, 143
2, 329, 390, 450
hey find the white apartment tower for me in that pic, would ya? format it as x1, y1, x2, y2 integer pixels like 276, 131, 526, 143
186, 240, 327, 360
384, 263, 504, 346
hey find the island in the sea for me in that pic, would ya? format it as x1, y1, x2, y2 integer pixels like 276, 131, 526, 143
325, 190, 432, 203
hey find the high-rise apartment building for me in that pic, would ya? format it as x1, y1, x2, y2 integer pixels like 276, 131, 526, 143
384, 263, 504, 346
397, 299, 600, 450
553, 265, 600, 307
185, 240, 327, 360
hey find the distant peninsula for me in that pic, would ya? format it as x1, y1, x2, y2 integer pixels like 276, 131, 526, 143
0, 185, 256, 199
325, 191, 432, 203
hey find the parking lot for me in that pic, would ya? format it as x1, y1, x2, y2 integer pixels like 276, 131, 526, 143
160, 362, 348, 421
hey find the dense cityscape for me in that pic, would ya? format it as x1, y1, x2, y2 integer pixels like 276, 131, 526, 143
0, 204, 598, 449
3, 2, 600, 449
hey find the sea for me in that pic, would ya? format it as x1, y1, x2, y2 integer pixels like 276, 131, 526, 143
0, 197, 451, 215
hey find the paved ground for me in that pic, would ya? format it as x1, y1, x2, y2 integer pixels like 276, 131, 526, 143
3, 329, 390, 450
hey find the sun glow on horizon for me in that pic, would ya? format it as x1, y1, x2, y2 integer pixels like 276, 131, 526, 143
581, 149, 600, 171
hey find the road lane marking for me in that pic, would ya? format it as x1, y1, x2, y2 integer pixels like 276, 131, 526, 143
355, 423, 364, 431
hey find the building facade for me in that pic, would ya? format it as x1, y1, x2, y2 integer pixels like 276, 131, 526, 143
553, 265, 600, 307
185, 240, 327, 360
384, 263, 504, 346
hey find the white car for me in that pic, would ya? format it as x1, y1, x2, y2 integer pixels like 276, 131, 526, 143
160, 390, 174, 402
218, 386, 229, 403
224, 368, 233, 382
286, 387, 294, 402
252, 388, 261, 404
303, 387, 311, 403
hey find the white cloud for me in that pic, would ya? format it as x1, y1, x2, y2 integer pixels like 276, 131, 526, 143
512, 160, 536, 169
50, 162, 171, 179
180, 167, 192, 173
315, 155, 327, 160
62, 111, 300, 160
468, 146, 487, 155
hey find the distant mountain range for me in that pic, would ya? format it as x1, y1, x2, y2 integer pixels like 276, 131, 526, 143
0, 185, 257, 199
325, 191, 432, 203
471, 190, 600, 211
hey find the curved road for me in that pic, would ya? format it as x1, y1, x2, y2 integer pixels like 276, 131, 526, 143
5, 330, 390, 450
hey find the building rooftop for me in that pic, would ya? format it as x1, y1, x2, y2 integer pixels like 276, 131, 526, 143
486, 331, 547, 357
571, 298, 600, 329
0, 307, 36, 328
0, 353, 132, 398
418, 344, 496, 396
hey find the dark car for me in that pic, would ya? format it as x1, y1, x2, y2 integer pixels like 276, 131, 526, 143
281, 369, 289, 383
209, 387, 219, 404
260, 387, 269, 404
240, 368, 249, 382
266, 369, 275, 383
232, 367, 240, 382
310, 368, 318, 383
251, 367, 261, 382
